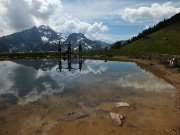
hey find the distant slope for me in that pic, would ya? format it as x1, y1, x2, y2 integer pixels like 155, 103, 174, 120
120, 21, 180, 56
127, 12, 180, 44
119, 12, 180, 56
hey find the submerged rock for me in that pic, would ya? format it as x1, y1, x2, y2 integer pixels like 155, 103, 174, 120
59, 111, 89, 122
110, 112, 124, 126
116, 102, 130, 107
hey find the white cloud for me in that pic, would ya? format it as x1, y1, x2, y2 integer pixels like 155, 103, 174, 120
51, 14, 108, 36
0, 0, 63, 32
0, 2, 15, 36
27, 0, 63, 20
88, 22, 108, 33
119, 2, 180, 23
144, 25, 151, 30
61, 0, 121, 21
85, 33, 114, 43
2, 0, 35, 31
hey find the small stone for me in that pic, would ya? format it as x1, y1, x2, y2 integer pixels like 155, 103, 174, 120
116, 102, 130, 107
110, 112, 124, 126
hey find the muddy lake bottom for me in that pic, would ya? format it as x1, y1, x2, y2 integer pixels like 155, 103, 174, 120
0, 58, 179, 135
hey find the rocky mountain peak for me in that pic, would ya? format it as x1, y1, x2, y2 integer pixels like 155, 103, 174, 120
67, 33, 87, 42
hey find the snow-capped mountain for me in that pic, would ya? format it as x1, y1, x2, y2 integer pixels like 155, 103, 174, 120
38, 25, 67, 44
0, 25, 110, 52
64, 33, 105, 51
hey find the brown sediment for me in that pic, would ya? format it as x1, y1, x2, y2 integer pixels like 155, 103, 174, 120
0, 89, 179, 135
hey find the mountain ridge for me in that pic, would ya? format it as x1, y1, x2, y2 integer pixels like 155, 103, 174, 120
0, 25, 110, 52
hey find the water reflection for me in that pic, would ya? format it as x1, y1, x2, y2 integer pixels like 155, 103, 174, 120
10, 65, 64, 97
56, 59, 63, 72
0, 59, 176, 106
64, 57, 75, 71
78, 57, 84, 71
56, 55, 84, 72
113, 74, 174, 92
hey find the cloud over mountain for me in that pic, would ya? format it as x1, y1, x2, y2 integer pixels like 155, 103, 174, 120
0, 0, 108, 41
52, 16, 108, 35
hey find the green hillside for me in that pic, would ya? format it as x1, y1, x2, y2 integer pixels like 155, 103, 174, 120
120, 21, 180, 58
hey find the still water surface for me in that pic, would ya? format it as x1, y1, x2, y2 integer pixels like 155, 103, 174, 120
0, 58, 179, 135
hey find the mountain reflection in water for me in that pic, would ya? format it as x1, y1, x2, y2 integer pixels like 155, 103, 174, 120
0, 58, 176, 105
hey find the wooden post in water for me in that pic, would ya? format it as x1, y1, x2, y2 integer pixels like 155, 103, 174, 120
78, 42, 82, 57
67, 41, 72, 59
56, 41, 62, 72
57, 41, 61, 58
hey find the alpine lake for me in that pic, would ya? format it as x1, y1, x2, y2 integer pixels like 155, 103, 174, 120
0, 57, 179, 135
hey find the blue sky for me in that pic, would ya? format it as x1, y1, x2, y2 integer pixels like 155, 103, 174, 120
0, 0, 180, 43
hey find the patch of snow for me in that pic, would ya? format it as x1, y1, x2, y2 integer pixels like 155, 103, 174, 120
9, 45, 17, 52
77, 36, 85, 42
41, 36, 49, 43
50, 40, 59, 44
60, 35, 67, 42
21, 43, 25, 47
44, 31, 51, 35
39, 25, 51, 30
32, 44, 38, 50
87, 46, 92, 49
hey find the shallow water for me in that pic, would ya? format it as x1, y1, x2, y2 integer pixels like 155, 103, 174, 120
0, 58, 179, 135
